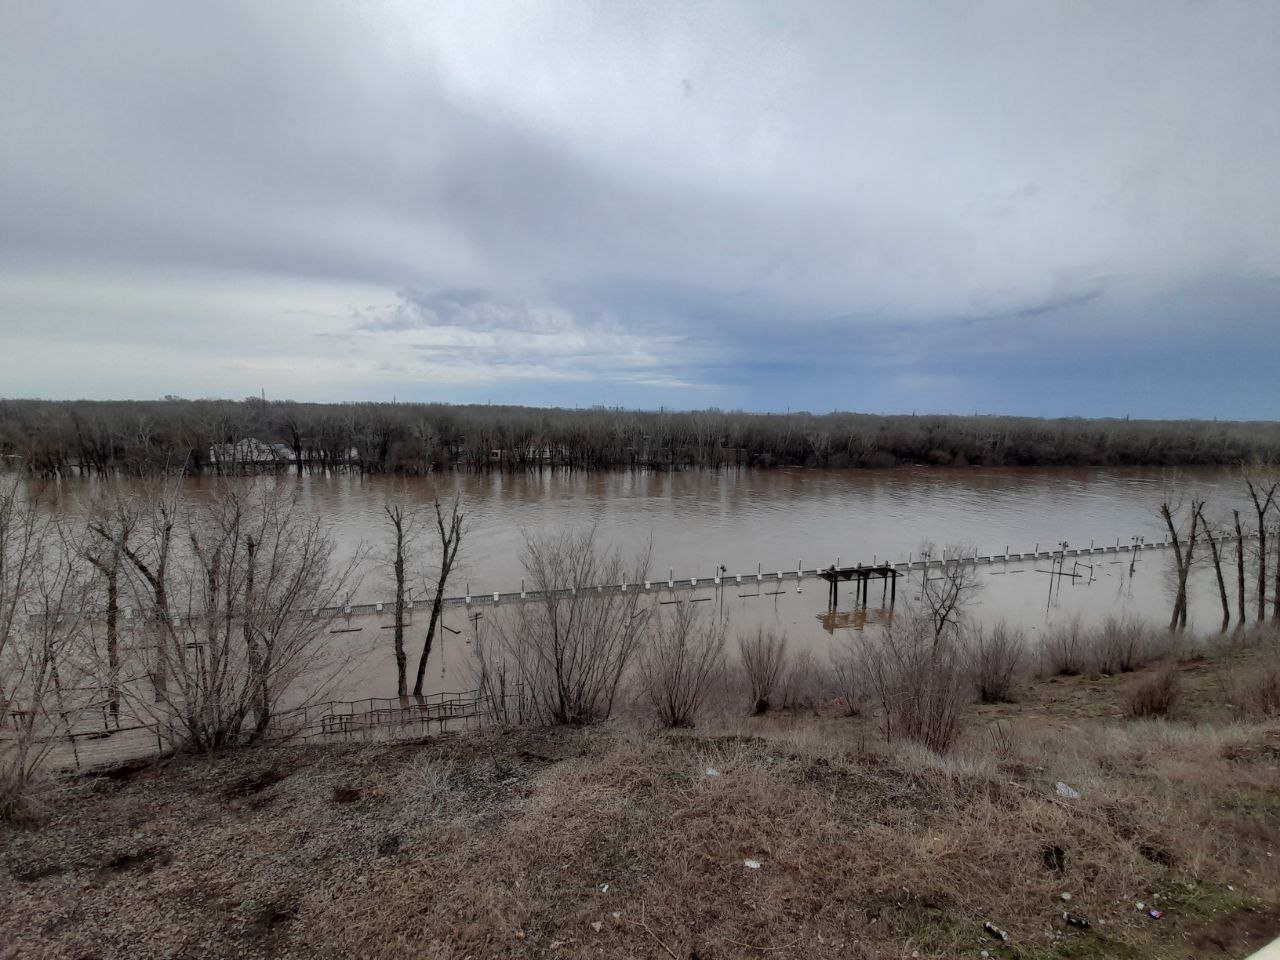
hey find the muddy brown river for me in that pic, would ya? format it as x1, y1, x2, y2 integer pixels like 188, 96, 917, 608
29, 466, 1262, 700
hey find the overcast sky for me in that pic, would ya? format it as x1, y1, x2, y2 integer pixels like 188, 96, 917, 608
2, 2, 1277, 418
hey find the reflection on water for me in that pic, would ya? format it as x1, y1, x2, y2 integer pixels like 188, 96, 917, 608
817, 606, 895, 634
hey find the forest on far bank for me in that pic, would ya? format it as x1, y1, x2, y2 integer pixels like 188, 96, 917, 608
2, 396, 1278, 476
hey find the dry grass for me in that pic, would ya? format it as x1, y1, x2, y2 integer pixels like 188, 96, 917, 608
3, 649, 1280, 959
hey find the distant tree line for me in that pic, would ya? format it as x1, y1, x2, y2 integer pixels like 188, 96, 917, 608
2, 396, 1278, 477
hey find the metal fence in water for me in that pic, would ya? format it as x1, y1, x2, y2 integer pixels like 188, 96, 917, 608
2, 688, 502, 773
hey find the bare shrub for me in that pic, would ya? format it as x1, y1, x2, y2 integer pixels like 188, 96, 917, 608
965, 620, 1025, 703
638, 601, 726, 727
1042, 616, 1087, 675
779, 647, 826, 710
1248, 666, 1280, 717
487, 527, 649, 725
831, 642, 864, 716
1089, 616, 1150, 674
738, 627, 788, 714
1228, 656, 1280, 720
860, 612, 968, 753
1128, 667, 1181, 719
472, 632, 534, 726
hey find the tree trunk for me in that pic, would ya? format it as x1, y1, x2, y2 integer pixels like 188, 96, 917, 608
243, 535, 261, 747
413, 498, 465, 697
1161, 502, 1197, 632
1246, 480, 1277, 622
1198, 506, 1229, 633
1259, 520, 1269, 622
105, 558, 120, 720
1274, 524, 1280, 621
1234, 510, 1247, 630
385, 505, 408, 698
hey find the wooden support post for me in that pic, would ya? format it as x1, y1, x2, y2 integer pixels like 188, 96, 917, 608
890, 571, 897, 607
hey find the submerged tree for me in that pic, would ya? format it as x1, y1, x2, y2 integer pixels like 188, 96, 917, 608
1160, 498, 1202, 632
1244, 475, 1277, 622
917, 543, 982, 642
412, 496, 466, 697
85, 494, 137, 722
1197, 504, 1231, 633
382, 502, 414, 697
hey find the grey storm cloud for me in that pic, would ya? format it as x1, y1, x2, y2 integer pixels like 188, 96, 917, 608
1, 1, 1278, 416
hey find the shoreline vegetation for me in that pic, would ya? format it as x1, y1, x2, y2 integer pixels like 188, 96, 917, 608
3, 397, 1279, 476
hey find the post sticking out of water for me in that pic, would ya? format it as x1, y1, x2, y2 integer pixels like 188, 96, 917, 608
669, 567, 674, 588
521, 578, 526, 599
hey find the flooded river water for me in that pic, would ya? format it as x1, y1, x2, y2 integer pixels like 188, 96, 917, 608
33, 466, 1260, 700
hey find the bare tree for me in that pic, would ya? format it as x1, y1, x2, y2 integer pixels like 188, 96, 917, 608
1, 481, 90, 817
1245, 476, 1277, 622
638, 601, 727, 727
121, 482, 358, 751
120, 479, 180, 697
1160, 498, 1202, 632
488, 527, 649, 725
917, 543, 982, 642
412, 496, 466, 697
382, 503, 413, 697
84, 495, 137, 721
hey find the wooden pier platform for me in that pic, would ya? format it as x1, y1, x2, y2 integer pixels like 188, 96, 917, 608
819, 564, 899, 611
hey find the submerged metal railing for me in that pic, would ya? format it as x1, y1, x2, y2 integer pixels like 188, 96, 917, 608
23, 531, 1259, 627
2, 688, 507, 772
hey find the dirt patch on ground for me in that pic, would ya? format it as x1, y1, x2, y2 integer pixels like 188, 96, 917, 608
1193, 906, 1280, 954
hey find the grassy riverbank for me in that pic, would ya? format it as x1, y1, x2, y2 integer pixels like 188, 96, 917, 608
4, 645, 1280, 959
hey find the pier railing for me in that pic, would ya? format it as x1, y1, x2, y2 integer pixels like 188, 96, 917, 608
33, 531, 1262, 625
